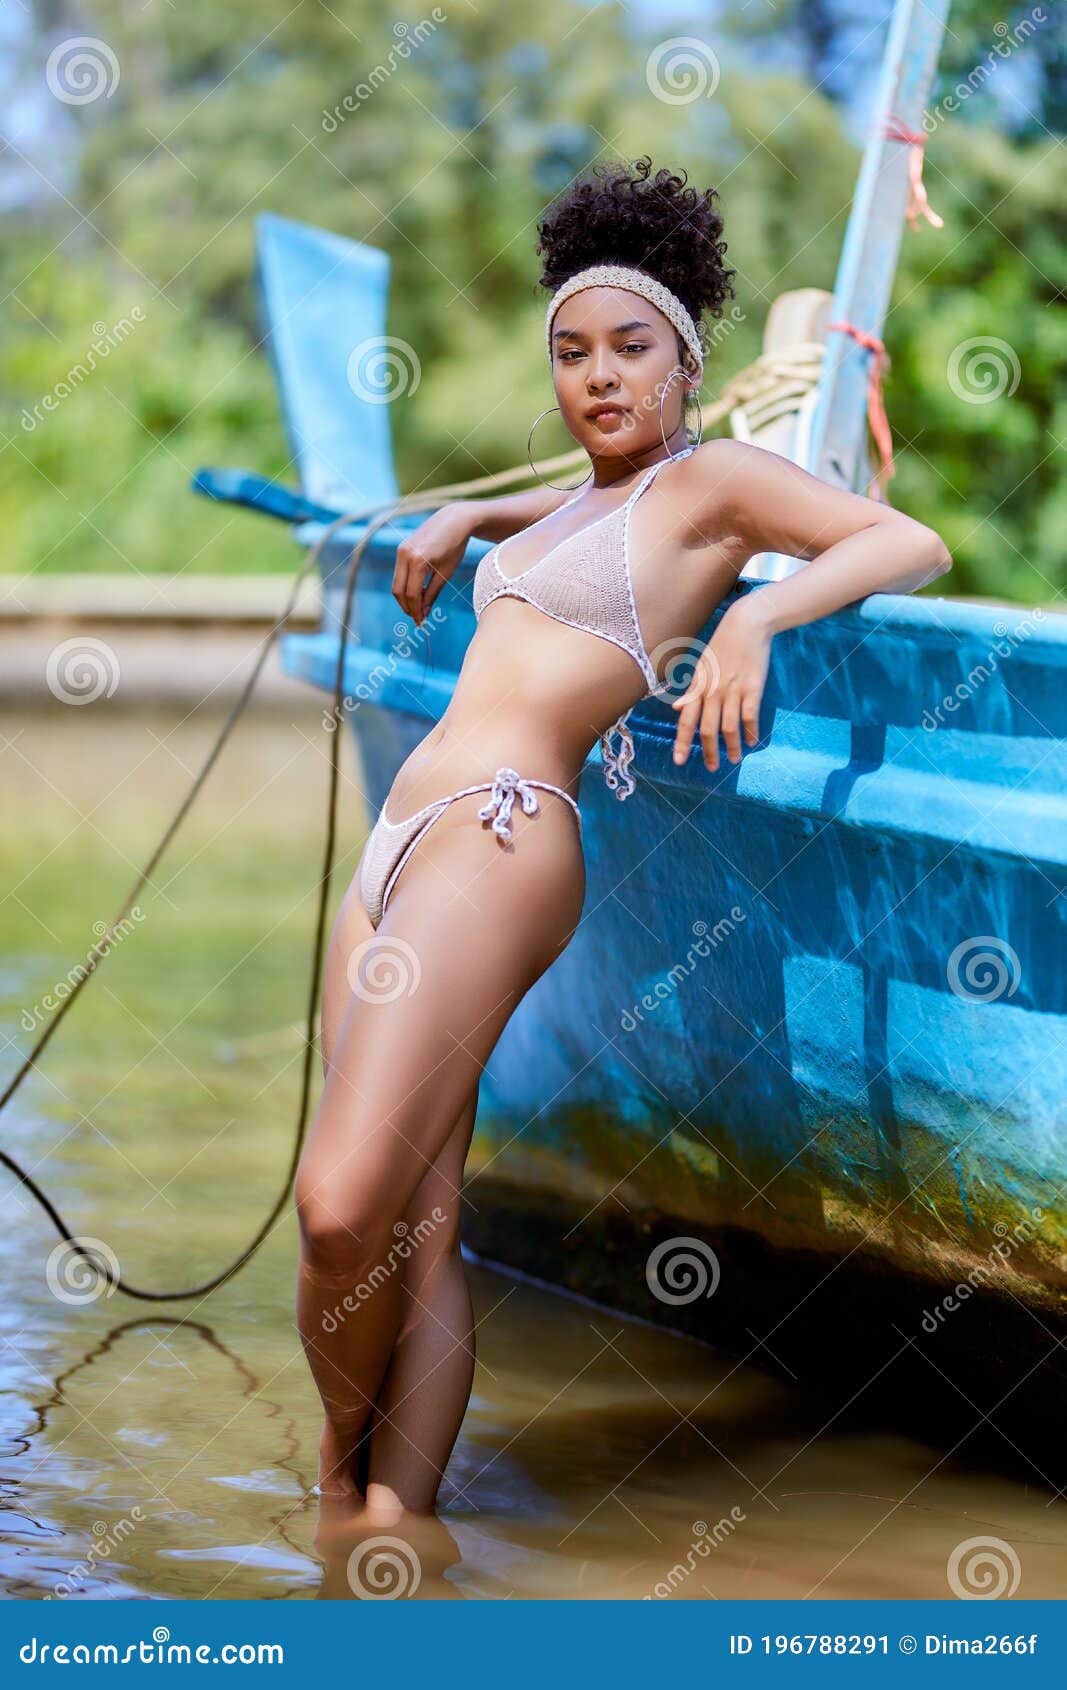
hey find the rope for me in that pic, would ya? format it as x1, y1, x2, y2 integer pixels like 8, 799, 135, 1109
884, 111, 944, 232
0, 337, 827, 1302
721, 342, 826, 432
1, 498, 412, 1300
826, 321, 894, 497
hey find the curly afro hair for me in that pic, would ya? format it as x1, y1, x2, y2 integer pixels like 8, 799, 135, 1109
536, 156, 736, 342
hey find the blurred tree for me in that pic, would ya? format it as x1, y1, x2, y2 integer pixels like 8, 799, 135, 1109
764, 0, 1066, 138
929, 0, 1067, 138
1, 0, 1062, 602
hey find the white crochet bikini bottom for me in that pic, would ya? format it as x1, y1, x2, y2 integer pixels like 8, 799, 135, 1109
358, 765, 584, 930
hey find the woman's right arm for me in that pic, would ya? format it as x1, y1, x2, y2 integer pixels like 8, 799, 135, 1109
466, 485, 574, 542
394, 486, 572, 624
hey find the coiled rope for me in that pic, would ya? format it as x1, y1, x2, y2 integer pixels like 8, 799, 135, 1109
0, 340, 824, 1303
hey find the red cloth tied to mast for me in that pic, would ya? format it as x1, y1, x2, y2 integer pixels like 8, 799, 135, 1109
884, 111, 944, 231
826, 321, 895, 500
820, 114, 941, 500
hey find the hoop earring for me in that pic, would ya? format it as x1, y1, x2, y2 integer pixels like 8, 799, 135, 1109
527, 406, 593, 491
658, 368, 704, 455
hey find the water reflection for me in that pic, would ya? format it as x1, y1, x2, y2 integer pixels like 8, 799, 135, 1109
2, 1269, 1066, 1601
2, 708, 1065, 1600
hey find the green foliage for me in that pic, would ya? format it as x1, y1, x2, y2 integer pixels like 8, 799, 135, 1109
886, 125, 1064, 602
3, 0, 1062, 601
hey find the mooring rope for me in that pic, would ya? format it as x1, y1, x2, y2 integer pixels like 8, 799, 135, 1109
0, 339, 825, 1302
1, 496, 420, 1301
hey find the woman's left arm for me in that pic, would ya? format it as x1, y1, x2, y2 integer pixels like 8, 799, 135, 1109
671, 440, 952, 770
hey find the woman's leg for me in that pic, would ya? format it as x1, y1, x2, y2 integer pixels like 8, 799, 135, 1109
295, 790, 584, 1509
359, 1088, 478, 1514
309, 866, 478, 1505
300, 864, 383, 1499
303, 1097, 476, 1509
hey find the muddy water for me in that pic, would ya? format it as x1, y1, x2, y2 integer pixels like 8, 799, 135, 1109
2, 703, 1065, 1600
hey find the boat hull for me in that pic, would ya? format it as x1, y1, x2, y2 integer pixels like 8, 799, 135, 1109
284, 559, 1067, 1473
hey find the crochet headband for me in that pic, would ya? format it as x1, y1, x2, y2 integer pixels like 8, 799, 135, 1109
545, 264, 704, 378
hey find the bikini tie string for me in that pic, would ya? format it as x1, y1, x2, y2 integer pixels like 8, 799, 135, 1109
601, 713, 637, 800
477, 767, 541, 840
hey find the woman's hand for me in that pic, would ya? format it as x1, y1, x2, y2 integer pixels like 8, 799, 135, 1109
393, 501, 476, 625
671, 594, 772, 772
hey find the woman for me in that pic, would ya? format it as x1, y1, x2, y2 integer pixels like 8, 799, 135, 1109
294, 157, 951, 1519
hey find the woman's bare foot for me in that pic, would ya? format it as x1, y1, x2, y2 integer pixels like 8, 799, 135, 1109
362, 1482, 408, 1523
312, 1496, 464, 1599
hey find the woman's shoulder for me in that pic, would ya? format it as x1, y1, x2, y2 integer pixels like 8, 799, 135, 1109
669, 437, 804, 541
676, 436, 783, 484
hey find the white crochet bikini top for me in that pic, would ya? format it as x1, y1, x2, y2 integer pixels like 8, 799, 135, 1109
472, 446, 695, 799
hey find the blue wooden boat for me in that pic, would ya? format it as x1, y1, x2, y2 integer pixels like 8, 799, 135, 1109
193, 0, 1067, 1475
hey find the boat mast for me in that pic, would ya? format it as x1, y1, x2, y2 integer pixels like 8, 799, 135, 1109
807, 0, 952, 493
